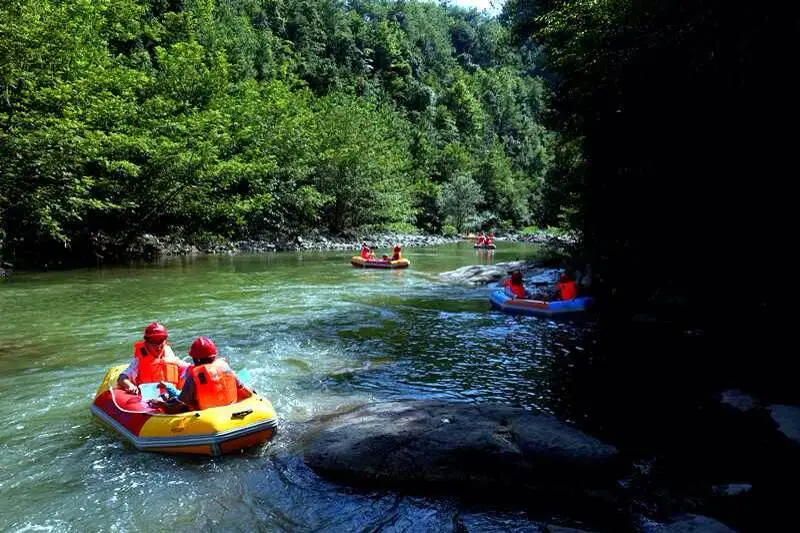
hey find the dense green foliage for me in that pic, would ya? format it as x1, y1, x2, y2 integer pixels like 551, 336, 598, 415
1, 0, 552, 267
503, 0, 780, 320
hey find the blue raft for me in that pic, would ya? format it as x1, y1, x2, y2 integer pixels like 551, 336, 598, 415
489, 289, 593, 317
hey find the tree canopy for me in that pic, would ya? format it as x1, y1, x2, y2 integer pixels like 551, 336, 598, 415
1, 0, 553, 267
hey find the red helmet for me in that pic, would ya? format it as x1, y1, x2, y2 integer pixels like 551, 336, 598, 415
188, 336, 217, 361
144, 322, 168, 342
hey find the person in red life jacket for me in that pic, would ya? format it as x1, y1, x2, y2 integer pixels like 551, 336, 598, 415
485, 232, 495, 246
555, 273, 578, 301
390, 245, 402, 261
360, 242, 375, 260
117, 322, 188, 395
151, 336, 252, 413
475, 232, 485, 245
503, 270, 528, 299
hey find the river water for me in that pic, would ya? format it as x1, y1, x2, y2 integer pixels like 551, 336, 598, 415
0, 242, 598, 532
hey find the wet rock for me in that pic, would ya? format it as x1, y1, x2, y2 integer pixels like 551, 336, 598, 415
669, 389, 783, 484
303, 400, 623, 499
438, 261, 554, 286
638, 513, 737, 532
438, 264, 511, 285
710, 483, 752, 497
719, 390, 759, 413
701, 483, 756, 531
768, 404, 800, 445
502, 231, 579, 246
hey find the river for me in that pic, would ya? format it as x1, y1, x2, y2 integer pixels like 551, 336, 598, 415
0, 242, 597, 532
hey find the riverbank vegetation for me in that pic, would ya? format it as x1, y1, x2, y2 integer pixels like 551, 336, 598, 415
1, 0, 558, 268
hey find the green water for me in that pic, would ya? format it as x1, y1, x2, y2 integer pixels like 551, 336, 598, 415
0, 242, 592, 532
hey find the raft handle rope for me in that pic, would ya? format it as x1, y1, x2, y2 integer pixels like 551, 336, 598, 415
108, 383, 189, 418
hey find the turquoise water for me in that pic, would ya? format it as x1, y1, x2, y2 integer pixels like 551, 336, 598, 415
0, 242, 593, 532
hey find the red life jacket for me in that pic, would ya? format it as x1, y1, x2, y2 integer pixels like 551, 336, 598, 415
360, 247, 372, 259
558, 281, 578, 300
504, 279, 527, 298
188, 359, 238, 410
391, 252, 401, 261
133, 342, 182, 387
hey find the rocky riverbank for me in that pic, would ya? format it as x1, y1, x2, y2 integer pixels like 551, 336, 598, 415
122, 230, 577, 259
0, 229, 577, 273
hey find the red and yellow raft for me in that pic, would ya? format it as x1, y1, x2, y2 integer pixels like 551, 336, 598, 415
350, 256, 410, 269
90, 364, 278, 456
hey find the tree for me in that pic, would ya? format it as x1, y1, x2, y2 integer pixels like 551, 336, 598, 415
439, 174, 483, 233
309, 92, 414, 233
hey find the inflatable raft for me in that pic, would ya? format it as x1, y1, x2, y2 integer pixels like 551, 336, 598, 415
489, 289, 593, 317
350, 256, 410, 269
90, 364, 278, 456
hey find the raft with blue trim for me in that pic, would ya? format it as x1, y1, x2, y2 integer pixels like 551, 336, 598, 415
90, 364, 278, 456
489, 289, 593, 317
351, 256, 410, 269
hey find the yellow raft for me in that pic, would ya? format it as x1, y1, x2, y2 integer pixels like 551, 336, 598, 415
350, 256, 410, 269
90, 364, 278, 456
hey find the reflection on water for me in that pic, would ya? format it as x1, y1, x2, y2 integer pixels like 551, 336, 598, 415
474, 248, 496, 266
0, 242, 599, 531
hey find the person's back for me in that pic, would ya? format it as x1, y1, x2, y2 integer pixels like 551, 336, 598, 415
504, 271, 527, 299
391, 246, 402, 261
556, 274, 578, 300
186, 359, 239, 410
157, 336, 252, 413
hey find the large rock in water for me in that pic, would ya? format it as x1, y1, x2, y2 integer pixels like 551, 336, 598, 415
438, 261, 557, 286
303, 400, 622, 497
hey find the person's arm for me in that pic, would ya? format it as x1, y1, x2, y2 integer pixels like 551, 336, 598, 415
117, 359, 139, 394
117, 374, 138, 394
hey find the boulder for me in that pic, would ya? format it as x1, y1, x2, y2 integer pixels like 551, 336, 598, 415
303, 400, 622, 498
